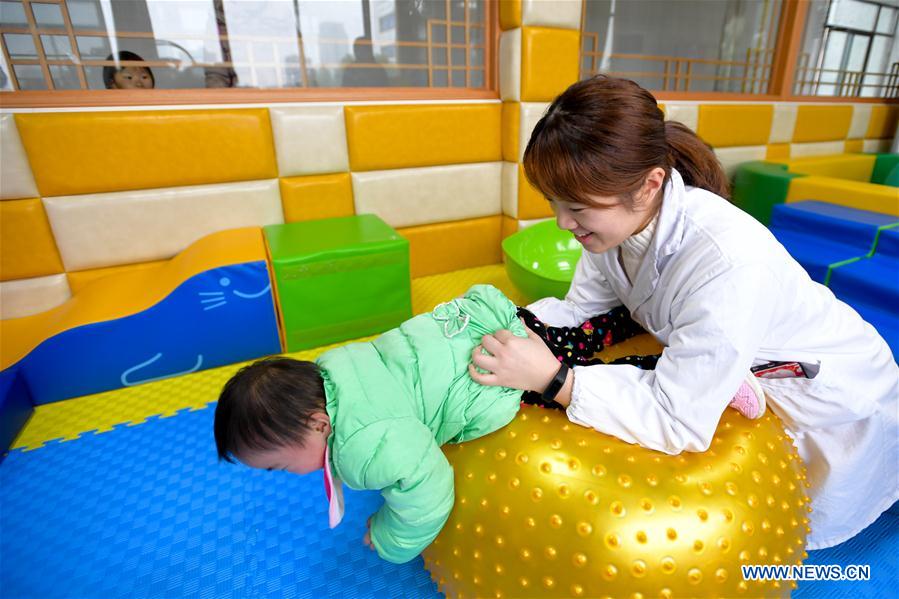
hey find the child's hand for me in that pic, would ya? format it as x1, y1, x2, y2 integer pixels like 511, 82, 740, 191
469, 325, 561, 393
363, 516, 374, 551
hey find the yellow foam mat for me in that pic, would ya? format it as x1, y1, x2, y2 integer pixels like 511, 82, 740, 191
11, 264, 661, 451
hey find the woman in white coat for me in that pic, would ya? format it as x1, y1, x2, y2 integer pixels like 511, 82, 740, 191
470, 75, 898, 550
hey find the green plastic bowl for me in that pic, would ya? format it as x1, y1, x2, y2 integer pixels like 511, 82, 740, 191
502, 219, 581, 303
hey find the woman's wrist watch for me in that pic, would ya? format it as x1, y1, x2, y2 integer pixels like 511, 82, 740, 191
541, 363, 570, 402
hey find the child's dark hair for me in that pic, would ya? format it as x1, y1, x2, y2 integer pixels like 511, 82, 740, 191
523, 75, 729, 207
214, 357, 327, 463
103, 50, 155, 89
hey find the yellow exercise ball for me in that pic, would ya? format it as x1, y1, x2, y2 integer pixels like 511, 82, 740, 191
424, 406, 810, 599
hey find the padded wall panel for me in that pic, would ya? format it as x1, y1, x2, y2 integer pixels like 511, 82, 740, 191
713, 146, 767, 180
43, 179, 282, 271
769, 104, 798, 144
502, 162, 519, 218
664, 103, 699, 132
15, 109, 277, 197
697, 105, 773, 147
0, 114, 39, 200
785, 154, 875, 183
848, 104, 873, 139
67, 260, 167, 295
0, 198, 64, 281
270, 106, 349, 176
345, 104, 501, 171
501, 215, 519, 239
866, 105, 899, 139
280, 173, 355, 223
792, 105, 852, 143
518, 164, 552, 219
0, 274, 70, 320
352, 162, 502, 228
520, 102, 550, 161
500, 0, 522, 29
502, 101, 520, 162
398, 216, 502, 277
520, 27, 580, 102
863, 139, 892, 153
500, 28, 522, 101
844, 139, 864, 153
790, 141, 845, 158
522, 0, 582, 29
766, 144, 790, 160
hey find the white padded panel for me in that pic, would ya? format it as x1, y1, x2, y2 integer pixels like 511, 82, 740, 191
352, 162, 502, 228
502, 162, 519, 218
863, 138, 892, 153
43, 179, 283, 271
522, 0, 582, 29
269, 105, 349, 176
714, 146, 767, 180
0, 273, 70, 320
500, 29, 522, 102
769, 104, 798, 144
519, 217, 553, 229
664, 103, 699, 132
848, 104, 873, 140
520, 102, 550, 161
0, 114, 39, 200
790, 141, 846, 158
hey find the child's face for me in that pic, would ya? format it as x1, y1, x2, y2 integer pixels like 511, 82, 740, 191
239, 412, 331, 475
113, 66, 153, 89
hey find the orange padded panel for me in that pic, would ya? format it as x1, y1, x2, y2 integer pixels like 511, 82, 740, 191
792, 105, 853, 143
500, 0, 522, 29
15, 109, 277, 196
0, 198, 64, 281
66, 260, 167, 295
697, 105, 774, 148
502, 101, 521, 163
866, 105, 899, 139
398, 216, 503, 278
345, 104, 501, 171
518, 164, 553, 219
280, 173, 355, 223
521, 27, 580, 102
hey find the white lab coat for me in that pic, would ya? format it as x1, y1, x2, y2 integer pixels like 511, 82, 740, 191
529, 169, 899, 550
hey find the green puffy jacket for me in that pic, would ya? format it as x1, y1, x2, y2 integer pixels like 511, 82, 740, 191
316, 284, 526, 563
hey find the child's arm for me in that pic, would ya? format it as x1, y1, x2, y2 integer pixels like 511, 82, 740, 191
340, 417, 454, 564
528, 250, 622, 327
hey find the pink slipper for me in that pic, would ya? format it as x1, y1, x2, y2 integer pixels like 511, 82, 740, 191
728, 374, 766, 420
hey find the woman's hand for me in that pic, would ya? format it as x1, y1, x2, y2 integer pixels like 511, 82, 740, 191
468, 323, 562, 393
363, 516, 374, 551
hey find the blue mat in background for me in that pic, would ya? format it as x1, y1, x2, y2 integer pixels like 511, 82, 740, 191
1, 404, 896, 598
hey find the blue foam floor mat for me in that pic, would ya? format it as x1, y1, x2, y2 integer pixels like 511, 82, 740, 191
2, 404, 896, 598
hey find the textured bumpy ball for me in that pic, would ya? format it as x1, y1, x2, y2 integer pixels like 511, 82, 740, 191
423, 406, 810, 598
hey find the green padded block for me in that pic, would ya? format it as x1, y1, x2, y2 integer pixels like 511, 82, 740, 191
870, 153, 899, 186
264, 215, 412, 351
732, 161, 805, 225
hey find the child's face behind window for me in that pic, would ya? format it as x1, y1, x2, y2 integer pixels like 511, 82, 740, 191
113, 66, 154, 89
239, 412, 331, 475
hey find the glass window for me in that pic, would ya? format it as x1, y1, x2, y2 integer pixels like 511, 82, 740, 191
580, 0, 783, 94
0, 0, 490, 93
795, 0, 898, 97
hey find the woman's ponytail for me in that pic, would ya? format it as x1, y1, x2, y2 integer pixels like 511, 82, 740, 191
664, 121, 730, 199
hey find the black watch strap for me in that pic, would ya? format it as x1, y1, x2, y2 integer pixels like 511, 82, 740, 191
541, 363, 570, 402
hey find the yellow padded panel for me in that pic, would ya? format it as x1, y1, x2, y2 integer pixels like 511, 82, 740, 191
786, 154, 875, 182
866, 105, 899, 139
279, 173, 354, 223
66, 260, 167, 295
398, 216, 503, 278
844, 139, 864, 153
786, 176, 899, 216
518, 164, 553, 219
766, 143, 790, 160
345, 104, 501, 172
0, 198, 64, 281
792, 105, 852, 143
500, 0, 522, 29
521, 27, 580, 102
502, 101, 521, 163
501, 215, 519, 240
1, 227, 266, 370
697, 105, 773, 148
15, 109, 277, 197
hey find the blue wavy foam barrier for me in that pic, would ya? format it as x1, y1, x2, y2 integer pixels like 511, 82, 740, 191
13, 261, 281, 405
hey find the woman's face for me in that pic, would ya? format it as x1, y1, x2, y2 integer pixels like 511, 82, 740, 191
112, 67, 154, 89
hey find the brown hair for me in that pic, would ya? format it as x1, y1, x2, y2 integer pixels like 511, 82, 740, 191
214, 357, 327, 463
522, 75, 729, 208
